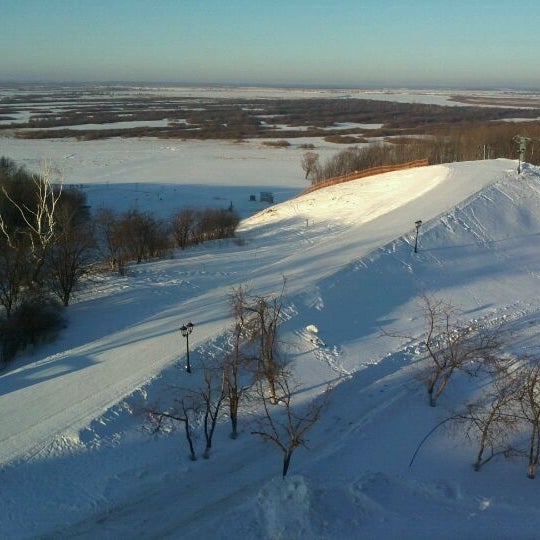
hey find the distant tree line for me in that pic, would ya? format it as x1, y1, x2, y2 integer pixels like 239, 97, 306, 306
0, 157, 241, 364
96, 206, 240, 275
11, 96, 540, 141
303, 122, 540, 184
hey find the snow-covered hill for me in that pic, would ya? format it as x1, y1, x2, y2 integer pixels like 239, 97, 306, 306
3, 158, 540, 539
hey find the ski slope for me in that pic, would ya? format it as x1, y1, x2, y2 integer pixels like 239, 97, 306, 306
3, 158, 540, 539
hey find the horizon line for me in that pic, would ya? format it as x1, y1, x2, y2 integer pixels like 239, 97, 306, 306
1, 80, 540, 93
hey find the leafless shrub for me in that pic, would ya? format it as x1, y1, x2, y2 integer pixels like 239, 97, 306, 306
238, 278, 287, 405
171, 208, 196, 249
0, 294, 65, 364
119, 209, 169, 263
146, 397, 199, 461
515, 361, 540, 479
198, 363, 228, 458
224, 284, 254, 438
48, 211, 96, 306
262, 139, 291, 148
453, 371, 521, 471
251, 370, 328, 477
0, 237, 29, 317
301, 151, 320, 183
194, 208, 240, 244
418, 296, 503, 406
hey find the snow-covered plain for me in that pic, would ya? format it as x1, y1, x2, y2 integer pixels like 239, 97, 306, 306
3, 140, 540, 538
0, 135, 348, 218
0, 84, 490, 115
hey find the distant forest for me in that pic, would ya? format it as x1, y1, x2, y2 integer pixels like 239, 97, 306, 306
2, 93, 540, 144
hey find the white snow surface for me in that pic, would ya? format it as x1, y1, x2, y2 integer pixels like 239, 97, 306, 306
3, 154, 540, 539
0, 136, 346, 218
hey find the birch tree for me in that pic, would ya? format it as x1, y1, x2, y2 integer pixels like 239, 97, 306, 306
0, 161, 62, 286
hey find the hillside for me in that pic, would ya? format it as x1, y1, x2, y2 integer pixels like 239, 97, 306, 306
2, 158, 540, 538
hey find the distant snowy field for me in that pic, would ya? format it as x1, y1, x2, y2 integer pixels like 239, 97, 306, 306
0, 135, 347, 218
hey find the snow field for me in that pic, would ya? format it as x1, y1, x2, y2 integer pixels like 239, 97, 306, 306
3, 153, 540, 538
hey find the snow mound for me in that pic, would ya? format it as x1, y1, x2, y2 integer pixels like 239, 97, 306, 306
256, 475, 315, 539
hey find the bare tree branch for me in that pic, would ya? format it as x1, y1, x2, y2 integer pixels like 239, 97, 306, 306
251, 370, 328, 477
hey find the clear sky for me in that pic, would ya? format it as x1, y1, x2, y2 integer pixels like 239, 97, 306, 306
2, 0, 540, 89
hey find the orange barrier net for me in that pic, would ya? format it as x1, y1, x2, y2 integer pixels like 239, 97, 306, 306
298, 159, 429, 197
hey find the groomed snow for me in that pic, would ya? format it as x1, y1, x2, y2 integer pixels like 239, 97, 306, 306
3, 155, 540, 539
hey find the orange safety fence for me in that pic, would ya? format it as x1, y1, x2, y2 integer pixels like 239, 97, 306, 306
297, 159, 429, 197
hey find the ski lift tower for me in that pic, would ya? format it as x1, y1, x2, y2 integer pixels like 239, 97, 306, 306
513, 135, 540, 173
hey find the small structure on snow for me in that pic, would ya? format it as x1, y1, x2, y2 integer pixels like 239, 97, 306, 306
260, 191, 274, 204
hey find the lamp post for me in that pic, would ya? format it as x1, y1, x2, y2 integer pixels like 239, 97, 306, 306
414, 220, 423, 253
180, 321, 194, 373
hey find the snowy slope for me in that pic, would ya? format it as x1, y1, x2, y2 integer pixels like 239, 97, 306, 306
3, 158, 540, 539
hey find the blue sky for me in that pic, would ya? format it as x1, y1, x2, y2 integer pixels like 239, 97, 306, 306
2, 0, 540, 88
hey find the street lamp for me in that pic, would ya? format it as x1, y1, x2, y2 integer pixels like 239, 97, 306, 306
180, 321, 194, 373
414, 220, 423, 253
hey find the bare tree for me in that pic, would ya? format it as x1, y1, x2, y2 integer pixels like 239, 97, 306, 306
0, 237, 29, 317
419, 296, 502, 406
172, 208, 196, 249
146, 397, 198, 461
454, 372, 520, 471
223, 324, 247, 439
413, 356, 540, 479
146, 362, 228, 461
516, 361, 540, 479
225, 284, 254, 438
48, 207, 95, 306
118, 209, 167, 264
243, 279, 287, 405
197, 364, 227, 458
301, 151, 320, 183
251, 371, 327, 477
94, 208, 124, 272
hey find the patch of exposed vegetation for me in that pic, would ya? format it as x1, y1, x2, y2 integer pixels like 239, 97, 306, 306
4, 91, 540, 142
